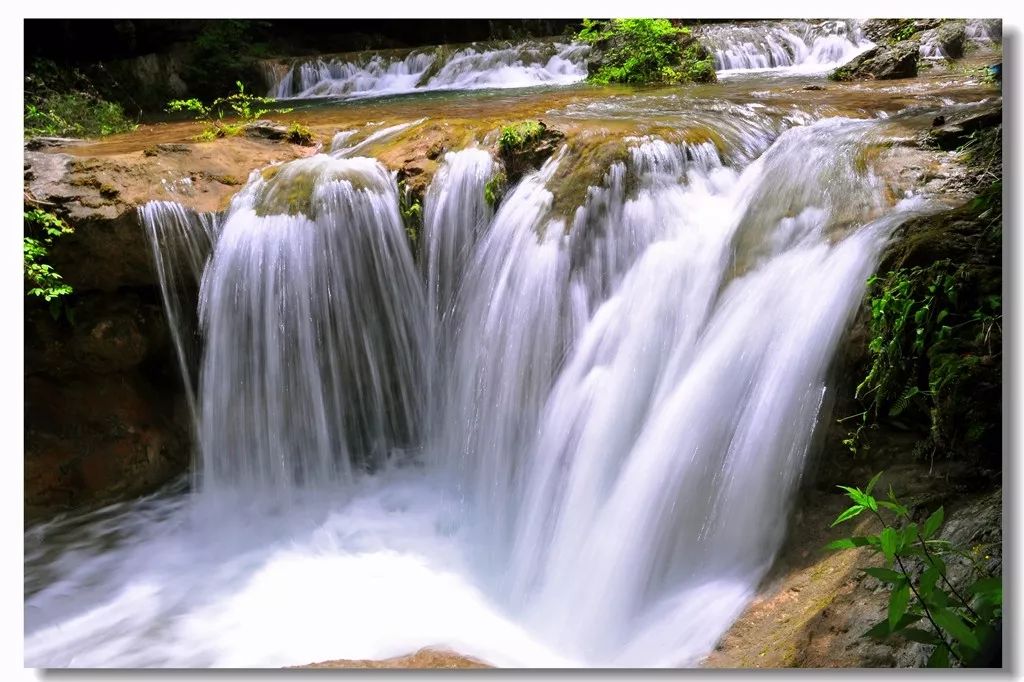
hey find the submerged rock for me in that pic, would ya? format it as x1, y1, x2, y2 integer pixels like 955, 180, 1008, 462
297, 647, 492, 669
243, 119, 290, 140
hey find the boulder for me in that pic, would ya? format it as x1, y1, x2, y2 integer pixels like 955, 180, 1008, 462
497, 120, 566, 185
936, 20, 967, 59
243, 119, 289, 141
830, 40, 919, 81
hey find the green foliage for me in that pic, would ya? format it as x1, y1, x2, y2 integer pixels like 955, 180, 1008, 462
397, 180, 423, 251
843, 125, 1001, 461
576, 19, 715, 85
576, 18, 614, 45
167, 81, 293, 141
843, 259, 1000, 457
498, 120, 545, 155
286, 122, 315, 146
829, 475, 1001, 667
828, 65, 854, 82
892, 20, 919, 43
24, 59, 137, 138
484, 171, 507, 208
24, 209, 75, 317
181, 20, 271, 100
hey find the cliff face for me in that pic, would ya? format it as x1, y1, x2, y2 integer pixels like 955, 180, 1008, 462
23, 134, 316, 516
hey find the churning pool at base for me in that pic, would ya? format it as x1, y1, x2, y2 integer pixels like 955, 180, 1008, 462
24, 465, 580, 668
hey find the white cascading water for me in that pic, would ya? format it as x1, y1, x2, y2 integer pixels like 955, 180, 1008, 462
920, 19, 1002, 59
697, 20, 874, 75
138, 202, 219, 424
26, 104, 932, 666
196, 156, 427, 491
269, 41, 589, 99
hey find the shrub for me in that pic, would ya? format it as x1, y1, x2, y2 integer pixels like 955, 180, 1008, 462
167, 81, 293, 141
24, 58, 138, 139
498, 120, 544, 155
576, 19, 716, 85
286, 122, 315, 146
828, 474, 1001, 667
24, 208, 74, 318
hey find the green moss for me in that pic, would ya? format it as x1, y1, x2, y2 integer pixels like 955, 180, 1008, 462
828, 66, 854, 82
498, 120, 545, 155
286, 122, 315, 146
398, 179, 423, 253
483, 171, 507, 208
254, 169, 318, 217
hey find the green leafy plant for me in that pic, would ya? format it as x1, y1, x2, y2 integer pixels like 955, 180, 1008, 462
24, 58, 138, 139
286, 122, 315, 146
576, 19, 715, 85
25, 92, 137, 139
24, 208, 75, 317
828, 473, 1001, 667
841, 259, 1000, 457
483, 171, 507, 208
498, 120, 545, 155
167, 81, 293, 141
397, 180, 423, 251
892, 20, 919, 43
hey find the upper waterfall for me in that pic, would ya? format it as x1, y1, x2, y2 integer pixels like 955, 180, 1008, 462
696, 20, 873, 74
266, 40, 590, 99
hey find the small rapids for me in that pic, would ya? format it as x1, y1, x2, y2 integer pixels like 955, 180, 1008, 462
267, 40, 589, 100
697, 20, 873, 75
27, 96, 935, 667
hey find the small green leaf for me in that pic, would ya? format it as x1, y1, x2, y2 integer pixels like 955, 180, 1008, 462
837, 485, 869, 507
878, 500, 909, 517
831, 505, 866, 527
880, 527, 898, 566
865, 471, 883, 496
967, 577, 1002, 606
927, 643, 950, 667
889, 580, 910, 630
922, 507, 945, 540
863, 567, 903, 583
901, 628, 941, 645
919, 566, 940, 598
931, 607, 979, 651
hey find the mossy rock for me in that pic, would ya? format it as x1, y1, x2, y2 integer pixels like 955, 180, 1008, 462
496, 120, 565, 184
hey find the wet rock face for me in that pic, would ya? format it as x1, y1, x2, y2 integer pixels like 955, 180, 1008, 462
936, 20, 967, 59
24, 291, 189, 517
832, 40, 919, 81
24, 373, 190, 517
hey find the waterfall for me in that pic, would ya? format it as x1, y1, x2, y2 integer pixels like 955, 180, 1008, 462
698, 20, 873, 74
267, 40, 589, 99
195, 155, 428, 491
27, 106, 933, 667
138, 202, 219, 426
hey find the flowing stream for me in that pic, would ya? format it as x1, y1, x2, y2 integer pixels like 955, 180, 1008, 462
25, 22, 979, 668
